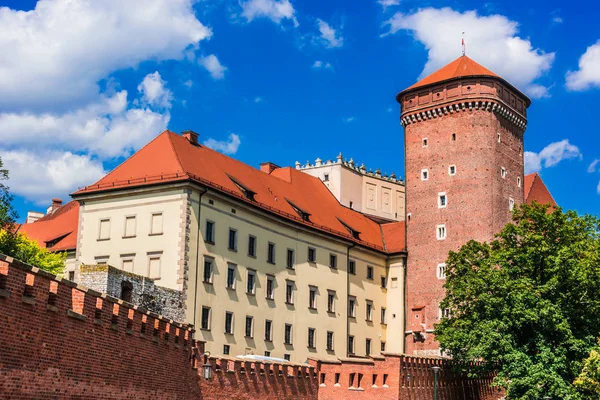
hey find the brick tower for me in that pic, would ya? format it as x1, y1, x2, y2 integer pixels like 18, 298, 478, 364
396, 56, 531, 356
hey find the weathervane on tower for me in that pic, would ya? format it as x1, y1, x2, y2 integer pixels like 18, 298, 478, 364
462, 32, 466, 56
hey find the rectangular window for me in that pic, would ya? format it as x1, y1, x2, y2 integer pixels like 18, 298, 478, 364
366, 266, 374, 280
224, 311, 234, 334
517, 177, 522, 187
381, 307, 387, 324
497, 132, 501, 143
228, 229, 237, 251
99, 218, 110, 240
383, 374, 388, 386
148, 256, 161, 279
308, 328, 316, 348
122, 258, 134, 273
223, 345, 230, 355
308, 247, 316, 262
501, 167, 507, 179
438, 192, 447, 208
440, 307, 451, 319
348, 335, 355, 354
150, 213, 163, 235
320, 373, 326, 385
421, 169, 429, 181
247, 270, 256, 294
265, 320, 273, 341
286, 249, 295, 269
366, 338, 371, 356
68, 271, 75, 281
124, 216, 136, 238
267, 242, 276, 264
286, 281, 294, 304
437, 263, 446, 279
203, 257, 214, 284
335, 373, 340, 385
366, 301, 373, 321
381, 276, 387, 288
201, 307, 211, 330
226, 263, 236, 289
323, 173, 329, 182
284, 354, 290, 361
309, 286, 317, 309
264, 351, 271, 357
327, 331, 334, 351
449, 165, 456, 176
422, 137, 428, 147
348, 260, 356, 275
248, 235, 256, 257
245, 316, 254, 338
284, 324, 293, 345
205, 220, 215, 243
329, 254, 337, 269
266, 275, 275, 300
509, 197, 515, 211
436, 224, 446, 240
348, 297, 356, 318
327, 291, 335, 313
381, 342, 386, 352
372, 374, 378, 386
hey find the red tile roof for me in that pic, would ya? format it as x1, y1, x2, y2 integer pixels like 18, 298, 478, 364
19, 201, 79, 252
524, 173, 556, 207
75, 131, 400, 252
381, 221, 406, 253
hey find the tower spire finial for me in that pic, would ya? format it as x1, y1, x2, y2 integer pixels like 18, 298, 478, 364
462, 32, 466, 56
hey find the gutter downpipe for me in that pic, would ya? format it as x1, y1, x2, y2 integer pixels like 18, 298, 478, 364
192, 188, 208, 328
346, 241, 356, 357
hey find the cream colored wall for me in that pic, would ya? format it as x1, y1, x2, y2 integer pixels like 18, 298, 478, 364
339, 166, 364, 211
190, 189, 397, 363
385, 257, 405, 354
75, 186, 187, 291
362, 175, 405, 222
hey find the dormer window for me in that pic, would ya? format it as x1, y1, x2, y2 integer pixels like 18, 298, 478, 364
285, 199, 311, 222
337, 218, 361, 240
227, 174, 256, 201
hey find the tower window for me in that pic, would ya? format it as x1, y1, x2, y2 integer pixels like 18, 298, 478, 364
436, 225, 446, 240
438, 192, 447, 208
452, 133, 456, 141
497, 132, 501, 143
422, 138, 428, 147
449, 165, 456, 176
517, 177, 522, 187
421, 169, 429, 181
501, 167, 507, 179
323, 174, 329, 182
509, 197, 515, 211
440, 307, 451, 319
437, 263, 446, 279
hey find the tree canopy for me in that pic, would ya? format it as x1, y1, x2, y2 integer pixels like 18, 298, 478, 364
435, 203, 600, 399
0, 230, 66, 275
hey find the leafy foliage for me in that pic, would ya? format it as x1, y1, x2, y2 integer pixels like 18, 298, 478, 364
574, 340, 600, 398
0, 230, 66, 275
435, 203, 600, 399
0, 156, 18, 253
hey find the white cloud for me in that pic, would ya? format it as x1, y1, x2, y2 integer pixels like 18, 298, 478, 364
552, 16, 563, 24
524, 139, 582, 174
317, 19, 343, 48
203, 133, 241, 155
383, 7, 555, 98
254, 96, 263, 103
199, 54, 227, 79
343, 117, 356, 123
377, 0, 400, 10
597, 181, 600, 195
566, 41, 600, 91
312, 60, 333, 70
240, 0, 298, 26
0, 0, 211, 112
137, 72, 173, 109
3, 150, 106, 205
588, 159, 600, 173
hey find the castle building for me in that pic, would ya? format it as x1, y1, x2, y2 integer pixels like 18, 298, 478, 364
19, 56, 555, 361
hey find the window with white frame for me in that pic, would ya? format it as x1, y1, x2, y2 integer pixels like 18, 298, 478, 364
381, 307, 387, 324
421, 169, 429, 181
327, 291, 335, 313
247, 270, 256, 294
348, 296, 356, 318
366, 338, 372, 356
439, 307, 451, 319
366, 301, 373, 321
438, 192, 447, 208
284, 323, 293, 345
224, 311, 234, 334
449, 165, 456, 176
286, 281, 294, 304
124, 216, 136, 238
265, 320, 273, 341
245, 316, 254, 338
436, 224, 447, 240
266, 275, 275, 299
150, 212, 163, 235
309, 286, 317, 309
203, 256, 214, 283
226, 263, 236, 289
517, 177, 522, 188
308, 327, 316, 348
348, 335, 355, 354
327, 331, 334, 351
497, 132, 501, 143
201, 306, 211, 330
422, 138, 428, 147
509, 197, 515, 211
437, 263, 446, 279
501, 167, 507, 179
98, 218, 111, 240
286, 249, 295, 269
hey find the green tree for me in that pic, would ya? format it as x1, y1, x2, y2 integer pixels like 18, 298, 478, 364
0, 156, 18, 254
0, 230, 66, 275
574, 340, 600, 399
435, 203, 600, 399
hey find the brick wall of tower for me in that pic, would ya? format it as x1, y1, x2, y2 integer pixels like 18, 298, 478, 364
399, 78, 527, 356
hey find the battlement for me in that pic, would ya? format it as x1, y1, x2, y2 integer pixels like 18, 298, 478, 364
296, 153, 403, 184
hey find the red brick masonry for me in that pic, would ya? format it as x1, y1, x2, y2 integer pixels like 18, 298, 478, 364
0, 254, 501, 399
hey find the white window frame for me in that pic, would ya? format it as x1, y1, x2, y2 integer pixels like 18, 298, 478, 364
437, 263, 446, 279
308, 327, 316, 348
501, 167, 507, 179
348, 296, 356, 318
285, 280, 295, 304
226, 263, 236, 289
438, 192, 447, 209
421, 169, 429, 181
326, 331, 334, 351
246, 269, 257, 295
448, 165, 456, 176
266, 275, 275, 300
509, 197, 515, 211
381, 307, 387, 324
517, 177, 522, 188
265, 319, 273, 341
497, 132, 501, 143
245, 315, 254, 338
436, 224, 447, 240
203, 256, 214, 284
284, 323, 293, 345
201, 306, 211, 330
309, 286, 317, 309
422, 137, 428, 147
439, 307, 451, 319
327, 290, 336, 313
224, 311, 234, 334
366, 301, 373, 322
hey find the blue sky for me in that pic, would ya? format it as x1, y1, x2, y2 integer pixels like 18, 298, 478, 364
1, 0, 599, 221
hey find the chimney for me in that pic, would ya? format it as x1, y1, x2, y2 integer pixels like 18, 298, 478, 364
182, 130, 199, 145
260, 162, 280, 174
26, 211, 44, 224
46, 198, 62, 215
